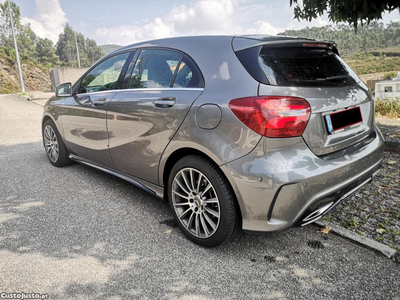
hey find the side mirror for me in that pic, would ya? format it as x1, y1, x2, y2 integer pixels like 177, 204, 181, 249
56, 82, 72, 97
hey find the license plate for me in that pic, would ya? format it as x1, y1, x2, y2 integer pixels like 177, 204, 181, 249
325, 107, 363, 134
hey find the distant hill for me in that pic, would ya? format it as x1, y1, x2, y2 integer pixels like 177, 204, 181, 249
100, 44, 123, 54
280, 21, 400, 56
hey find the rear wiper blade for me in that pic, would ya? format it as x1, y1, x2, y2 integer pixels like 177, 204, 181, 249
315, 75, 349, 81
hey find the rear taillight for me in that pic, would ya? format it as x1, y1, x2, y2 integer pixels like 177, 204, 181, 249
229, 96, 311, 138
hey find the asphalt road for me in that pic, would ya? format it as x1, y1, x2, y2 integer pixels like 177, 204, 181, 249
0, 94, 398, 300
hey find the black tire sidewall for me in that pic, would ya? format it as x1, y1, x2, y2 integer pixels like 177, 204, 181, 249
168, 155, 237, 247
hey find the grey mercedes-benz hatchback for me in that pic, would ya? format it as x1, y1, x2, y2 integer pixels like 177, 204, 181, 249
42, 35, 384, 247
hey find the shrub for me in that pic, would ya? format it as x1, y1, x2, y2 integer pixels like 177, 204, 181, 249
385, 71, 398, 79
375, 98, 400, 118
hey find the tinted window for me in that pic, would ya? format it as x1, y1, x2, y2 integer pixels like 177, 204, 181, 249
129, 50, 182, 88
79, 52, 130, 94
258, 47, 359, 87
173, 57, 202, 88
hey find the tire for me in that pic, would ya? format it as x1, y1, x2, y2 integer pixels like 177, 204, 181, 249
168, 155, 240, 247
42, 119, 72, 167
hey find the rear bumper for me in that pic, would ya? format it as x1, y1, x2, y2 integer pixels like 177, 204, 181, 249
223, 126, 385, 233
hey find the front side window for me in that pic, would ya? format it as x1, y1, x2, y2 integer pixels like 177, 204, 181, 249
129, 49, 182, 88
79, 52, 130, 94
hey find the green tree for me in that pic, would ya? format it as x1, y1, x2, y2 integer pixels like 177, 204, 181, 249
0, 1, 39, 62
290, 0, 400, 29
56, 24, 104, 67
279, 21, 400, 56
36, 38, 59, 66
85, 38, 103, 65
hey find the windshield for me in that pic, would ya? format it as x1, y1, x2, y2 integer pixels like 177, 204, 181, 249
258, 47, 359, 87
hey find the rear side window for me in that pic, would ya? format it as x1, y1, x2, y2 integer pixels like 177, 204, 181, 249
128, 49, 204, 89
129, 49, 182, 88
173, 57, 202, 88
258, 47, 359, 87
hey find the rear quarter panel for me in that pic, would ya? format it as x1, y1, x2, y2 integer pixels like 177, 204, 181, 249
156, 36, 262, 185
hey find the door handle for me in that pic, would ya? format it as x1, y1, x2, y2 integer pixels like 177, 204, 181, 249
77, 96, 92, 106
153, 97, 176, 108
93, 98, 107, 106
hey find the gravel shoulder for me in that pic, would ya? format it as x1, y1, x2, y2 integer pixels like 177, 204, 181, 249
323, 151, 400, 251
323, 119, 400, 251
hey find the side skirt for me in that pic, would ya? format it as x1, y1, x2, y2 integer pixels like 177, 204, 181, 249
69, 154, 165, 199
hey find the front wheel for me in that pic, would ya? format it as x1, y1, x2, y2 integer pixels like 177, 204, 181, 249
42, 119, 72, 167
168, 155, 240, 247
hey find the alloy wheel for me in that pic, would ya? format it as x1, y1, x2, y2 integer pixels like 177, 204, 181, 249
172, 168, 221, 238
44, 125, 59, 163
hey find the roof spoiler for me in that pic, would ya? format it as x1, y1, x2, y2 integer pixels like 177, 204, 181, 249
232, 36, 339, 56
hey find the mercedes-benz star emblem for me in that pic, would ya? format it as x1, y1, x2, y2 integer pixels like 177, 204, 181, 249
350, 91, 357, 102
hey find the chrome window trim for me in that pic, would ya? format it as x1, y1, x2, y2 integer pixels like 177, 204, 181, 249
76, 87, 204, 97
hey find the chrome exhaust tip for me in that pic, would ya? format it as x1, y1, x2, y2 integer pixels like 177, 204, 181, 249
300, 202, 334, 227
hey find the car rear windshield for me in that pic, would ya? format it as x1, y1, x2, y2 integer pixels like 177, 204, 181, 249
258, 47, 359, 87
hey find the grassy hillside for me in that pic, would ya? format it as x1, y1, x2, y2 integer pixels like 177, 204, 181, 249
344, 56, 400, 75
0, 54, 51, 94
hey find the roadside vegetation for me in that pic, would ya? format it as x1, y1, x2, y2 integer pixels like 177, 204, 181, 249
375, 99, 400, 119
0, 1, 106, 93
280, 22, 400, 56
0, 2, 104, 69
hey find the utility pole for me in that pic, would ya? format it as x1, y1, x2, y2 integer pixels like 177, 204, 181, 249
72, 29, 81, 68
7, 0, 25, 92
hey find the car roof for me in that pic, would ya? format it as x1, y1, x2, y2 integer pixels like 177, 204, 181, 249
107, 35, 332, 56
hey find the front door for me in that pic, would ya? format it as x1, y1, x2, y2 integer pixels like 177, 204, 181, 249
107, 49, 204, 184
61, 51, 133, 168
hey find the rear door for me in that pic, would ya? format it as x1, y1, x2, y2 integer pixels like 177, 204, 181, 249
61, 51, 133, 167
107, 48, 204, 184
256, 45, 374, 156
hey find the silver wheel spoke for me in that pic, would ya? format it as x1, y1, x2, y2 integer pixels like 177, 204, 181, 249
179, 207, 192, 220
189, 169, 195, 191
195, 214, 200, 236
44, 127, 51, 140
196, 173, 203, 193
181, 171, 193, 193
175, 179, 190, 195
172, 190, 189, 199
205, 206, 219, 218
203, 212, 217, 230
52, 148, 57, 160
174, 202, 190, 206
171, 167, 220, 239
200, 213, 210, 237
187, 211, 195, 230
201, 183, 212, 197
203, 197, 218, 204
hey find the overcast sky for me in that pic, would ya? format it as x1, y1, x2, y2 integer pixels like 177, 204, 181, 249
7, 0, 400, 46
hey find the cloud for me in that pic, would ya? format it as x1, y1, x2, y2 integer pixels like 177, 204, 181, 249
249, 20, 284, 35
94, 0, 244, 45
93, 0, 333, 46
21, 0, 67, 43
